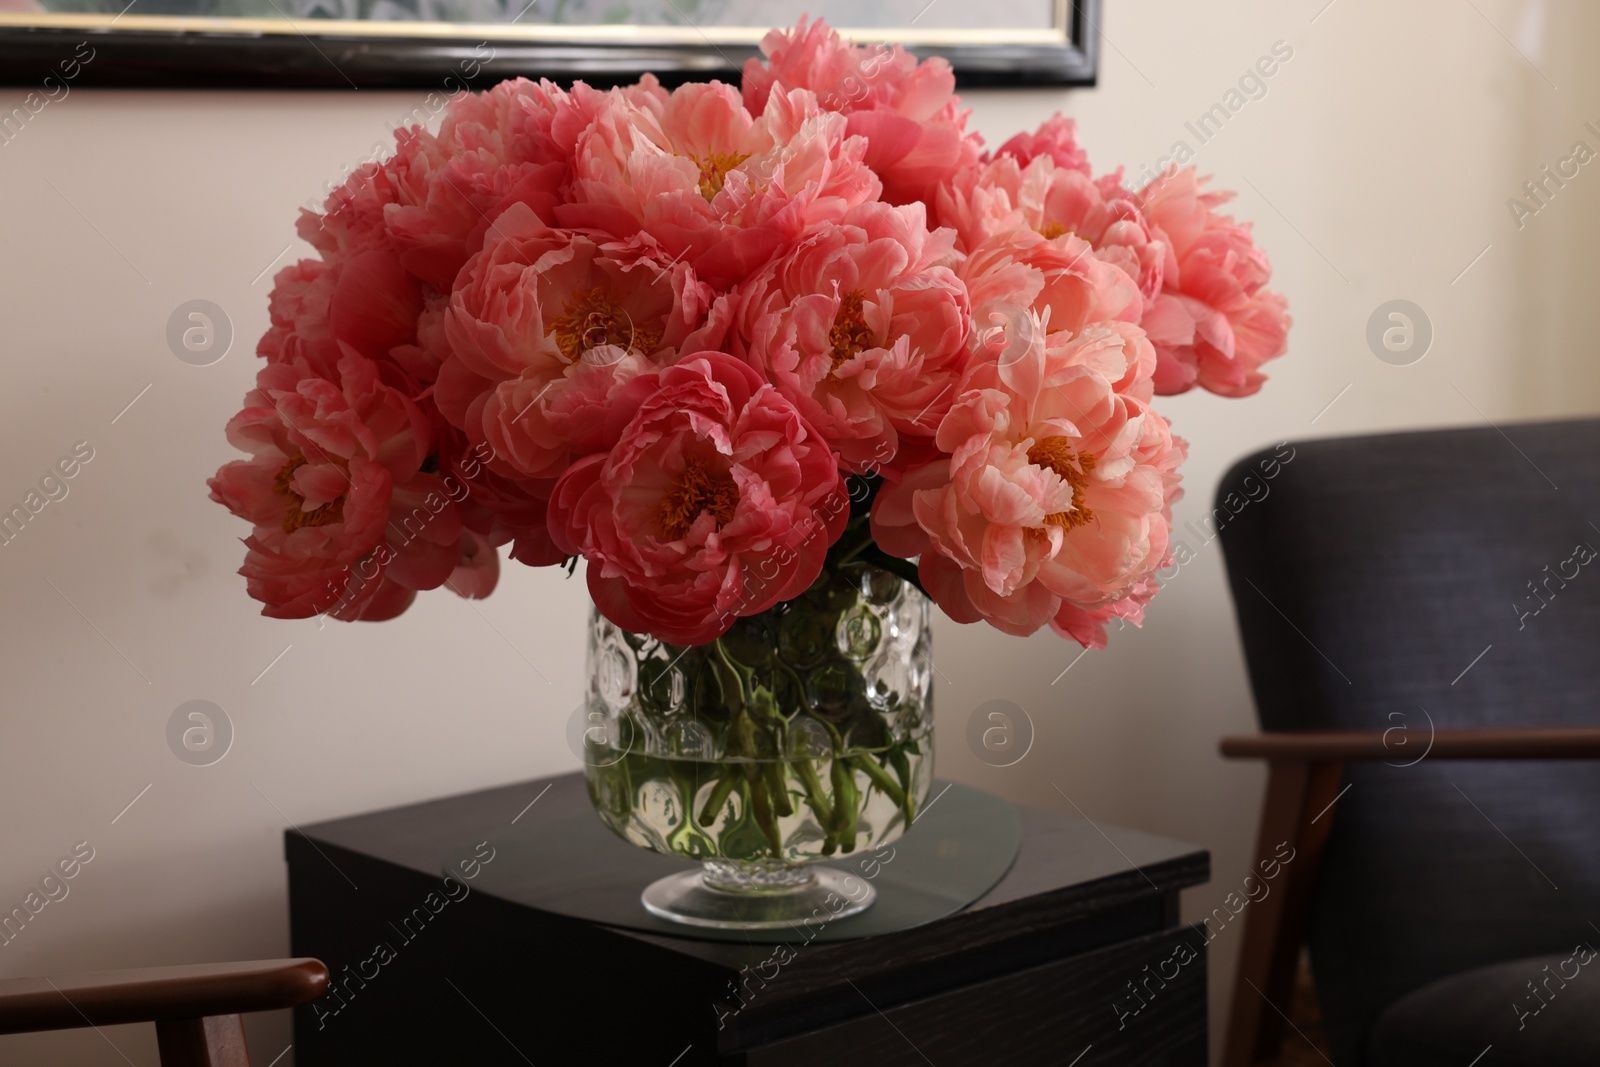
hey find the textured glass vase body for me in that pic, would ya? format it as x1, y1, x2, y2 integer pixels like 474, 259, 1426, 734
583, 565, 934, 918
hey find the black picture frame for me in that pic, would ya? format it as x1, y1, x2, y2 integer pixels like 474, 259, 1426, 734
0, 0, 1098, 90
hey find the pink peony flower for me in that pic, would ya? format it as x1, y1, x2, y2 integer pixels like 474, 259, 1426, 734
433, 426, 561, 567
386, 288, 452, 386
734, 200, 970, 472
872, 314, 1185, 640
208, 354, 468, 621
1133, 166, 1290, 396
742, 16, 981, 206
549, 352, 848, 645
1050, 577, 1159, 649
992, 114, 1091, 175
446, 529, 501, 599
297, 78, 572, 295
215, 19, 1284, 647
298, 157, 401, 265
255, 248, 428, 402
558, 79, 880, 288
383, 79, 573, 290
959, 227, 1143, 344
436, 202, 726, 483
256, 259, 341, 379
940, 155, 1166, 305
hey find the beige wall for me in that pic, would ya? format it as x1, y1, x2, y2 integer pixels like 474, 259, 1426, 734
0, 0, 1595, 1062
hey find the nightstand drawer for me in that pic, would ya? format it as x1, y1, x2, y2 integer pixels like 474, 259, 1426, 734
744, 926, 1207, 1067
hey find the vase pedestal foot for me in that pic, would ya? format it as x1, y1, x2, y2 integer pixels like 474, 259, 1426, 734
641, 864, 876, 931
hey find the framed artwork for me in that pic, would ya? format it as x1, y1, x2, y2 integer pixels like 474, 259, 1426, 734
0, 0, 1098, 89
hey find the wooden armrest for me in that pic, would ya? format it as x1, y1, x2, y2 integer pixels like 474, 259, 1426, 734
1221, 724, 1600, 1065
0, 958, 328, 1035
1220, 727, 1600, 762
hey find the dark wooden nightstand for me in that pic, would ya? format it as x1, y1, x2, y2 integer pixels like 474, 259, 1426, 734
287, 772, 1208, 1066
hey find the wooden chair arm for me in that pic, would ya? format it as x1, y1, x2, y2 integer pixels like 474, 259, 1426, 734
0, 958, 328, 1035
1220, 725, 1600, 1065
1220, 727, 1600, 762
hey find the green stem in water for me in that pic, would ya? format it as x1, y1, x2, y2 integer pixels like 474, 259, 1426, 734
612, 755, 634, 819
830, 753, 859, 853
712, 637, 790, 858
711, 638, 754, 716
745, 768, 785, 857
890, 746, 916, 824
698, 768, 741, 827
763, 762, 795, 818
793, 757, 834, 830
851, 753, 905, 809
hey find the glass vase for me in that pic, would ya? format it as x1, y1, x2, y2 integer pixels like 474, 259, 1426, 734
582, 564, 935, 929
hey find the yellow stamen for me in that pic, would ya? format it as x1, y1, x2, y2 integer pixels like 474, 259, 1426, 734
550, 287, 662, 363
1037, 221, 1069, 240
657, 458, 740, 540
1027, 436, 1096, 530
273, 453, 344, 533
829, 290, 875, 372
695, 151, 751, 201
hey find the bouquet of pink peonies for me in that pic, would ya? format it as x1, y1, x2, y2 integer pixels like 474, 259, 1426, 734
210, 16, 1289, 652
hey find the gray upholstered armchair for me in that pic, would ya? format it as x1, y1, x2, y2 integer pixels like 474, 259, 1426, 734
1214, 419, 1600, 1067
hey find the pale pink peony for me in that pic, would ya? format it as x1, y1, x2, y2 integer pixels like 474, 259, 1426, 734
993, 114, 1091, 175
558, 80, 880, 288
208, 354, 468, 621
960, 227, 1143, 345
742, 16, 981, 206
940, 155, 1166, 305
1134, 166, 1290, 397
549, 353, 848, 645
734, 200, 970, 472
872, 315, 1185, 640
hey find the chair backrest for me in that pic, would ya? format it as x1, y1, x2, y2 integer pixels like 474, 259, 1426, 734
1216, 419, 1600, 1065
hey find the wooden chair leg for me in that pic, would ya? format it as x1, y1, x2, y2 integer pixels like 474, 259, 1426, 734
1222, 758, 1344, 1066
155, 1014, 251, 1067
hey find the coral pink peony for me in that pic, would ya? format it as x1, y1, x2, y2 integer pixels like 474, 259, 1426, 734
549, 353, 848, 645
872, 314, 1185, 640
437, 202, 726, 482
1050, 577, 1160, 649
993, 114, 1091, 175
742, 17, 981, 206
296, 78, 572, 295
959, 226, 1143, 345
215, 18, 1288, 647
940, 155, 1166, 306
734, 200, 970, 472
1134, 166, 1290, 397
208, 354, 469, 621
381, 79, 572, 290
559, 79, 880, 288
256, 259, 340, 378
447, 529, 502, 599
433, 427, 562, 567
